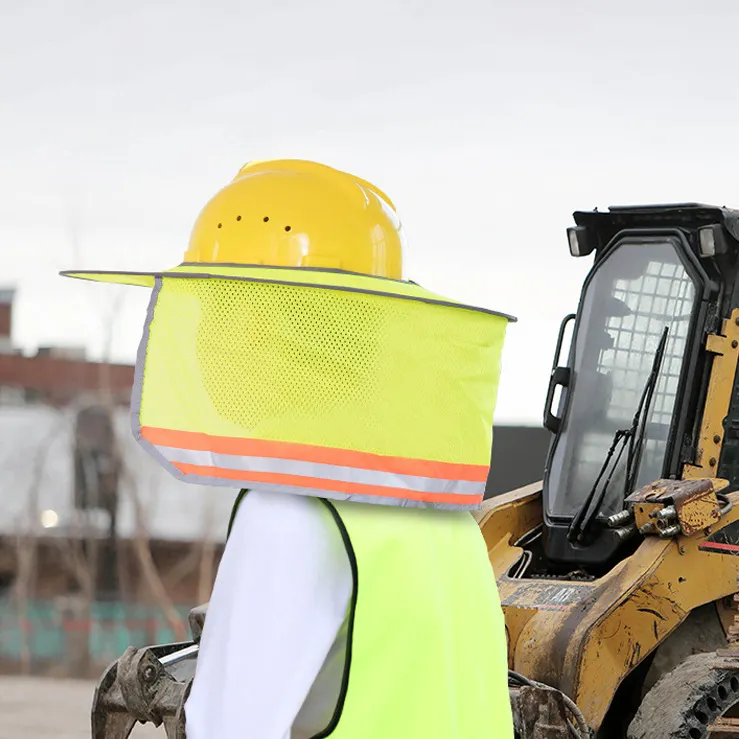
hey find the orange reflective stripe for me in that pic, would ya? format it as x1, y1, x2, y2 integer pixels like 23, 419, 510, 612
141, 426, 488, 483
172, 462, 484, 506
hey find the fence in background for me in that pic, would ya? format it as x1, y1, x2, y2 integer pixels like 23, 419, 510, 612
0, 597, 192, 677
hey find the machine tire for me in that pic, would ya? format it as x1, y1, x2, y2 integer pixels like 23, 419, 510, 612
627, 652, 739, 739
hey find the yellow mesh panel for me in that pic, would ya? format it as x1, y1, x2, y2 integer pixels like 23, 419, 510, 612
139, 278, 506, 465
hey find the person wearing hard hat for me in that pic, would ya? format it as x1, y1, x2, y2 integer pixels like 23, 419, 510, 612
63, 160, 515, 738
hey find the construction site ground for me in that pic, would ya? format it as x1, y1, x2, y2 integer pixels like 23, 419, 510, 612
0, 675, 160, 738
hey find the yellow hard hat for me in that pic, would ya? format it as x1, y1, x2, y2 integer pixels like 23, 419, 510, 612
184, 159, 403, 278
62, 159, 404, 286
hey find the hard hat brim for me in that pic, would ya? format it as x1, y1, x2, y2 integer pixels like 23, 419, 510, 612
61, 270, 157, 287
60, 264, 517, 322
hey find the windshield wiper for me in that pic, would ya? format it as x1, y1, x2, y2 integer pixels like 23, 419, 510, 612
623, 328, 670, 497
568, 326, 669, 546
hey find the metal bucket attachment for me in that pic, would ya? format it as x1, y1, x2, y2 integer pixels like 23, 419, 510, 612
91, 642, 198, 739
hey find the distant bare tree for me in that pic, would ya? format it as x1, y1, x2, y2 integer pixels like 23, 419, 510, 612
197, 498, 217, 606
121, 462, 187, 640
13, 411, 69, 674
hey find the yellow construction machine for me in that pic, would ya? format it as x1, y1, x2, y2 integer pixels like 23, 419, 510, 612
92, 203, 739, 738
483, 203, 739, 739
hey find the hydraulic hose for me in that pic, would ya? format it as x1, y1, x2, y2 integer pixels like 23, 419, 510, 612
508, 670, 591, 739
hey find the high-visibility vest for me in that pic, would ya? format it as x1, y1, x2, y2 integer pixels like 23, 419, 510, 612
229, 492, 514, 739
122, 267, 513, 510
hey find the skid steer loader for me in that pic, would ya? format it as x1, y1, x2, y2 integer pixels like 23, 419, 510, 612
92, 203, 739, 738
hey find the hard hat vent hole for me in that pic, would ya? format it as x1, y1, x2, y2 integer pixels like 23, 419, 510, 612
217, 223, 222, 229
263, 217, 270, 222
236, 215, 242, 222
285, 226, 292, 232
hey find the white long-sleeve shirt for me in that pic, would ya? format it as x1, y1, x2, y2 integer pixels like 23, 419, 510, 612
184, 489, 353, 739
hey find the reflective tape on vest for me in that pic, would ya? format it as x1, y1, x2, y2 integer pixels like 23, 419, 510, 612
140, 426, 487, 508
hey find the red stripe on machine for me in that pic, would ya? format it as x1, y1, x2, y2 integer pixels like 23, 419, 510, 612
699, 541, 739, 553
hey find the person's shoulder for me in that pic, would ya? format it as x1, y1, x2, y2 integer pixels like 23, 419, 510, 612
244, 488, 324, 514
230, 491, 351, 578
234, 489, 337, 537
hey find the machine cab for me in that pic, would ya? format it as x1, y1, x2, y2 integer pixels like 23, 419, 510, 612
542, 204, 739, 569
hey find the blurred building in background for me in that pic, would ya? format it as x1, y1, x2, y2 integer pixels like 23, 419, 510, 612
0, 286, 234, 676
0, 288, 13, 355
0, 284, 550, 677
0, 402, 236, 677
0, 288, 133, 406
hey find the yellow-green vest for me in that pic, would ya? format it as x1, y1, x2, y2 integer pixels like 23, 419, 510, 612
229, 492, 513, 738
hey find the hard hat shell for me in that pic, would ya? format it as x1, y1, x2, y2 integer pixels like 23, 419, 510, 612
183, 159, 403, 278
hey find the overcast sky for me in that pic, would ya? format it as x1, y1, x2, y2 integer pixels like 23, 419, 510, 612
2, 0, 739, 423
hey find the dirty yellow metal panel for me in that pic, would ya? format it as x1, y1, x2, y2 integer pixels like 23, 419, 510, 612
502, 603, 538, 665
476, 482, 542, 578
484, 485, 739, 732
684, 309, 739, 479
580, 499, 739, 728
475, 481, 542, 534
676, 489, 722, 535
508, 537, 673, 705
504, 577, 600, 684
570, 540, 684, 725
573, 504, 739, 727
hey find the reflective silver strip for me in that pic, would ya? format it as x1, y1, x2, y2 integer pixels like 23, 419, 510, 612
129, 279, 175, 478
164, 472, 479, 511
155, 445, 485, 497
